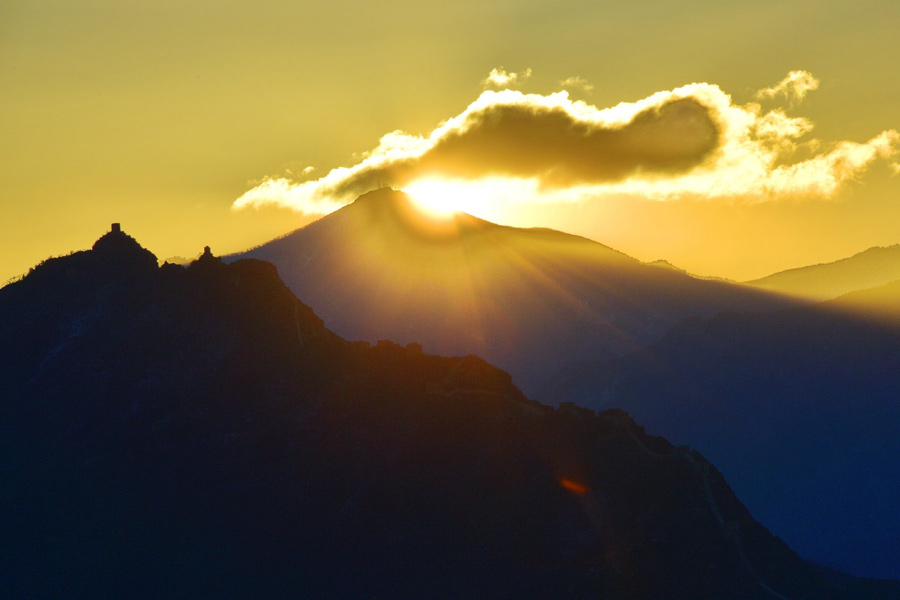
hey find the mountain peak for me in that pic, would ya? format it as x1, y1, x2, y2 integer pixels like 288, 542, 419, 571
189, 245, 224, 269
230, 191, 797, 395
354, 185, 406, 202
90, 223, 158, 273
336, 186, 494, 242
348, 186, 415, 215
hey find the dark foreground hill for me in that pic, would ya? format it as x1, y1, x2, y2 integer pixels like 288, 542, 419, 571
228, 188, 796, 395
546, 301, 900, 580
2, 227, 895, 599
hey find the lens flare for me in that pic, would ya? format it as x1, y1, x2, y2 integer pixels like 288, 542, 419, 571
559, 478, 589, 495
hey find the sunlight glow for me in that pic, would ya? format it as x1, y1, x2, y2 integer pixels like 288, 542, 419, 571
403, 176, 576, 223
235, 78, 898, 218
403, 179, 462, 218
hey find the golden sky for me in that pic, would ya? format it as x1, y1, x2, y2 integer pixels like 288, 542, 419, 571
3, 0, 899, 283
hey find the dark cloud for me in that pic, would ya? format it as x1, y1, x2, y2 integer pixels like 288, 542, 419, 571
324, 97, 719, 199
234, 75, 898, 213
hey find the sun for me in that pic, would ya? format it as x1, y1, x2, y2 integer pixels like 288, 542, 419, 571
403, 179, 464, 219
401, 176, 525, 224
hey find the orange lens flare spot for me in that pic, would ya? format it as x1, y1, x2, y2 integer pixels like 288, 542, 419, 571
559, 478, 589, 495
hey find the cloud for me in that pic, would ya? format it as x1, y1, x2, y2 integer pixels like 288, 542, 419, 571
234, 177, 345, 214
559, 76, 594, 92
235, 89, 720, 212
483, 67, 532, 88
234, 72, 898, 214
755, 70, 819, 103
598, 129, 898, 202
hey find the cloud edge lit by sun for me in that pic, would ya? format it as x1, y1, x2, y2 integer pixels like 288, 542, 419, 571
233, 70, 899, 217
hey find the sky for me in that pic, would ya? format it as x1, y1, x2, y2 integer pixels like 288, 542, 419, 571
2, 0, 899, 283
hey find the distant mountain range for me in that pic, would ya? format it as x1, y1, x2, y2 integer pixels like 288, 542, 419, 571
7, 227, 895, 598
545, 300, 900, 579
228, 188, 796, 395
827, 277, 900, 319
745, 244, 900, 301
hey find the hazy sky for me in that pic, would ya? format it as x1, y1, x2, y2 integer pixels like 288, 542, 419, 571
3, 0, 899, 282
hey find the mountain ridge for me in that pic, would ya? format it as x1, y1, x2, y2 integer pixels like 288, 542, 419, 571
228, 188, 798, 395
544, 298, 900, 579
745, 243, 900, 301
3, 226, 895, 598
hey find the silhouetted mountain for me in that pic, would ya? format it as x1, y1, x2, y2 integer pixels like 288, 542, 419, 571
746, 244, 900, 301
3, 226, 894, 599
546, 300, 900, 580
228, 188, 796, 395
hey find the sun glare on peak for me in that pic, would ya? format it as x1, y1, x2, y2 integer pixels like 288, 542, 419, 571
403, 179, 464, 219
402, 176, 543, 225
402, 177, 515, 223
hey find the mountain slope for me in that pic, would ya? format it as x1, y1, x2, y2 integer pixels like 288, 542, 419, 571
826, 277, 900, 319
546, 302, 900, 579
229, 188, 796, 394
745, 244, 900, 301
3, 227, 894, 599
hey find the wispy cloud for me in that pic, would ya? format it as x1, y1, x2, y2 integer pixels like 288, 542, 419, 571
559, 76, 594, 92
483, 67, 532, 88
234, 72, 898, 214
755, 70, 819, 103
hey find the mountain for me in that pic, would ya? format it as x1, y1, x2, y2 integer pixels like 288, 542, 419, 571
545, 300, 900, 580
4, 226, 896, 599
827, 277, 900, 319
645, 259, 734, 282
228, 188, 796, 395
745, 244, 900, 301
